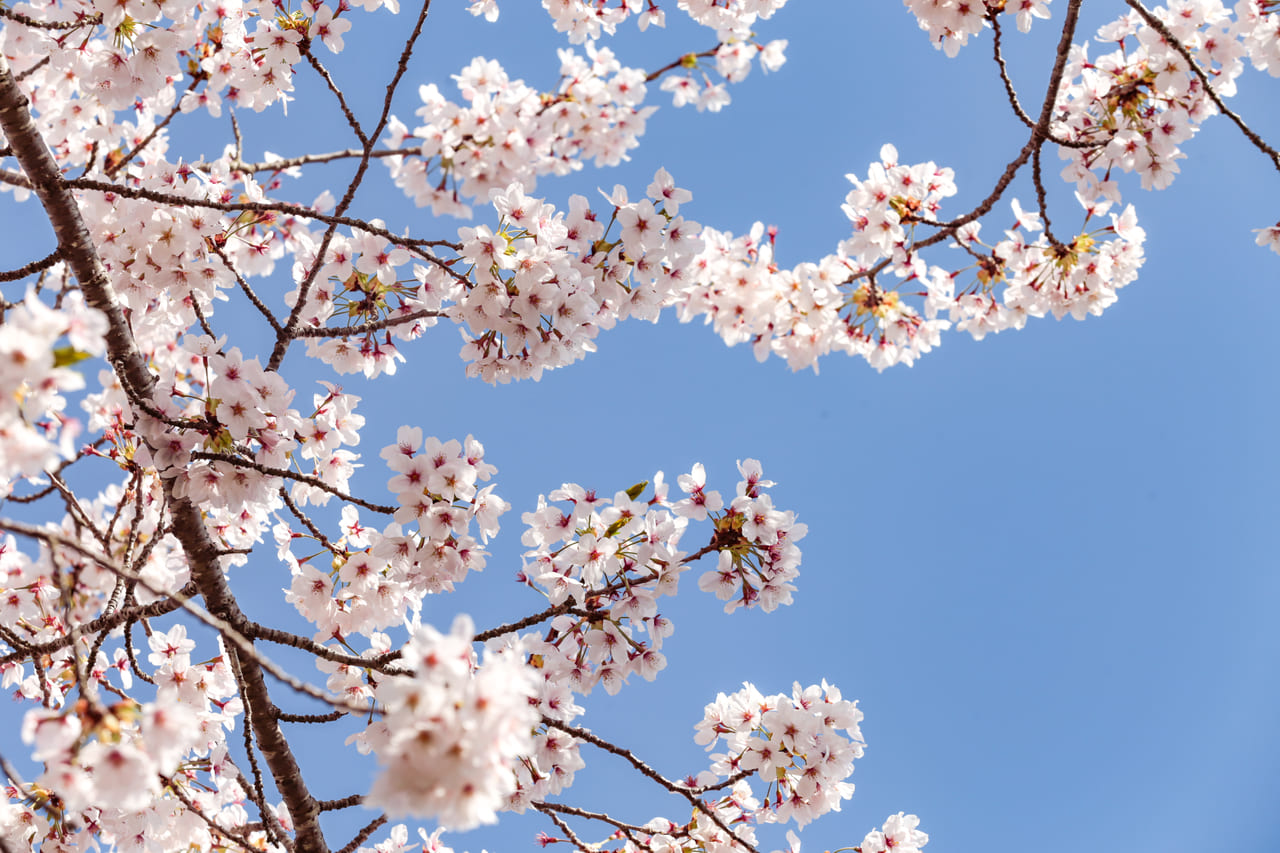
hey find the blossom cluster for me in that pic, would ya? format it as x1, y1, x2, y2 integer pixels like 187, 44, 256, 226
276, 169, 704, 383
518, 460, 800, 695
857, 812, 930, 853
673, 144, 958, 372
0, 0, 337, 176
470, 0, 789, 41
518, 473, 685, 699
459, 0, 789, 116
659, 34, 789, 113
0, 290, 106, 491
901, 0, 1280, 242
9, 620, 257, 852
694, 681, 864, 828
357, 615, 540, 830
117, 334, 370, 553
677, 144, 1146, 371
445, 173, 704, 382
905, 0, 1052, 55
282, 426, 506, 645
385, 48, 657, 217
1053, 1, 1280, 209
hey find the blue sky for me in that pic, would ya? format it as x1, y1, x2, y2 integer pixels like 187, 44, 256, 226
5, 3, 1280, 853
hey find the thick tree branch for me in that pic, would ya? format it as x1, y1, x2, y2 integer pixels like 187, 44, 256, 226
0, 53, 331, 853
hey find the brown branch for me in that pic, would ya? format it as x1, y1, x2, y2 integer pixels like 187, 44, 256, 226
644, 47, 720, 83
62, 175, 452, 253
534, 801, 656, 851
291, 307, 442, 338
164, 776, 263, 853
277, 709, 345, 723
843, 0, 1086, 286
0, 58, 334, 841
543, 719, 759, 853
335, 815, 387, 853
316, 795, 364, 812
209, 241, 284, 332
302, 46, 368, 147
0, 7, 102, 29
227, 148, 410, 174
16, 55, 49, 83
244, 618, 409, 676
537, 808, 598, 853
474, 543, 720, 642
987, 10, 1092, 149
0, 247, 61, 281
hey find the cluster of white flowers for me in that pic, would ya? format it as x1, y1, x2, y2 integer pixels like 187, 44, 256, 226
461, 0, 789, 113
902, 0, 1280, 244
687, 459, 807, 613
356, 615, 540, 830
385, 48, 656, 216
694, 681, 864, 828
14, 622, 253, 849
931, 195, 1147, 340
677, 142, 1147, 372
1049, 0, 1280, 252
858, 812, 930, 853
2, 0, 1275, 849
281, 426, 506, 644
676, 145, 955, 372
905, 0, 1052, 55
468, 0, 788, 41
0, 291, 106, 490
446, 173, 704, 382
519, 474, 686, 698
519, 459, 800, 697
660, 33, 789, 113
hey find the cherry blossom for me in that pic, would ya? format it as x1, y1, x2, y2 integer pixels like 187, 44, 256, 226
0, 1, 1274, 851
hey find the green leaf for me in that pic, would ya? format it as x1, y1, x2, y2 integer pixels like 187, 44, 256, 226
52, 346, 92, 368
624, 480, 649, 501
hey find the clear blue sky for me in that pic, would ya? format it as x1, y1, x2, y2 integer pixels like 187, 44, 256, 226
4, 4, 1279, 853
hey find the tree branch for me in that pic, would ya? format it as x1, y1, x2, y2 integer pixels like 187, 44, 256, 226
543, 719, 759, 853
0, 51, 331, 852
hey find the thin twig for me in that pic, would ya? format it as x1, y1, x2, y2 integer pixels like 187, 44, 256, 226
302, 47, 368, 146
268, 0, 436, 372
186, 451, 397, 514
107, 79, 200, 177
292, 307, 442, 338
538, 808, 598, 853
0, 248, 62, 282
0, 7, 102, 29
316, 795, 364, 812
336, 815, 387, 853
988, 10, 1092, 149
210, 241, 284, 332
544, 719, 759, 853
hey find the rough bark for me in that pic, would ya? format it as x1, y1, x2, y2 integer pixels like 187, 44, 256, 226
0, 52, 329, 853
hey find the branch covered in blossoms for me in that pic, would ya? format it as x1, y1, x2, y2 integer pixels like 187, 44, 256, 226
0, 0, 1275, 852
